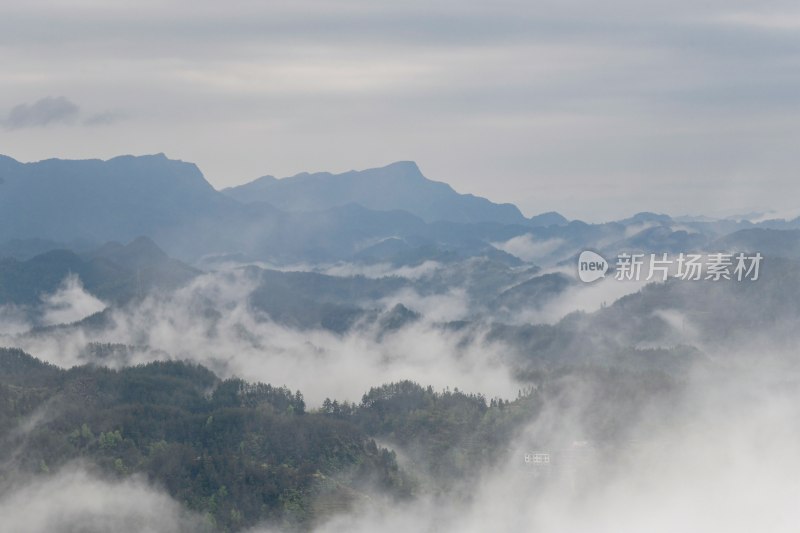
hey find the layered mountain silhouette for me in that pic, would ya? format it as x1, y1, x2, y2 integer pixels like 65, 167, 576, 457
0, 154, 569, 264
222, 161, 564, 226
3, 152, 797, 267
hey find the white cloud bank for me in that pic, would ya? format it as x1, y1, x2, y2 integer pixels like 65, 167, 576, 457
40, 274, 107, 327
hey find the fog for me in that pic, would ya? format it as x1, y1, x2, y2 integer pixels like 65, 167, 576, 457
2, 270, 520, 405
6, 356, 800, 533
2, 262, 799, 532
0, 466, 203, 533
491, 235, 566, 264
317, 260, 444, 281
271, 352, 800, 533
4, 348, 797, 533
512, 267, 648, 324
197, 259, 445, 281
39, 274, 107, 327
0, 303, 29, 335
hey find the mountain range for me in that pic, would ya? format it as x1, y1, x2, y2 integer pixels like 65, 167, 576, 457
2, 153, 800, 267
222, 161, 566, 226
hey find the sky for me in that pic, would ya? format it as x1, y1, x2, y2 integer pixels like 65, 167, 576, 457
2, 0, 800, 221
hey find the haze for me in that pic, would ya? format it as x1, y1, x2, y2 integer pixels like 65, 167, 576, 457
3, 0, 800, 220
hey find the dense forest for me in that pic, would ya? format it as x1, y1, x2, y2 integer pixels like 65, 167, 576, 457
0, 347, 579, 531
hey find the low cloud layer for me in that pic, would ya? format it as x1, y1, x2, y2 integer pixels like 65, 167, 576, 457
0, 466, 202, 533
492, 234, 567, 264
281, 354, 800, 533
3, 270, 520, 405
4, 348, 799, 533
2, 260, 800, 531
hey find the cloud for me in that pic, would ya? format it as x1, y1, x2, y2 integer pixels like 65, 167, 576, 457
2, 97, 125, 130
317, 260, 443, 280
0, 466, 203, 533
39, 274, 107, 326
2, 96, 80, 129
83, 110, 126, 126
379, 287, 470, 322
0, 304, 30, 335
623, 220, 661, 238
515, 269, 648, 324
207, 259, 445, 281
242, 346, 800, 533
3, 246, 800, 531
492, 234, 566, 263
4, 269, 520, 405
6, 317, 800, 532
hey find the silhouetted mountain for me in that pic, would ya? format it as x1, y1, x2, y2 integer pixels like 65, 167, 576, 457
223, 161, 556, 225
88, 236, 169, 268
248, 267, 409, 331
0, 238, 85, 261
5, 152, 789, 269
528, 211, 569, 227
0, 249, 109, 306
170, 201, 530, 266
0, 237, 197, 307
712, 228, 800, 258
617, 212, 673, 226
611, 225, 709, 254
0, 154, 558, 264
0, 153, 236, 244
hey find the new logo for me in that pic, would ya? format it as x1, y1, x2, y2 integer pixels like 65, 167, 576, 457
578, 251, 608, 283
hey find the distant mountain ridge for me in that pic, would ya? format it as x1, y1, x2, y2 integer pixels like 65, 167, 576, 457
0, 153, 235, 243
0, 154, 572, 264
0, 236, 198, 308
4, 152, 799, 267
223, 161, 566, 226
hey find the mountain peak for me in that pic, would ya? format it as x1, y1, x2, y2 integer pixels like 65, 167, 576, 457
85, 236, 187, 274
624, 212, 673, 225
382, 160, 422, 175
125, 236, 169, 258
107, 152, 169, 164
223, 161, 525, 225
529, 211, 569, 227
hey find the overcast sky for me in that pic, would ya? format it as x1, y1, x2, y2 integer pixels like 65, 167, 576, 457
2, 0, 800, 221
